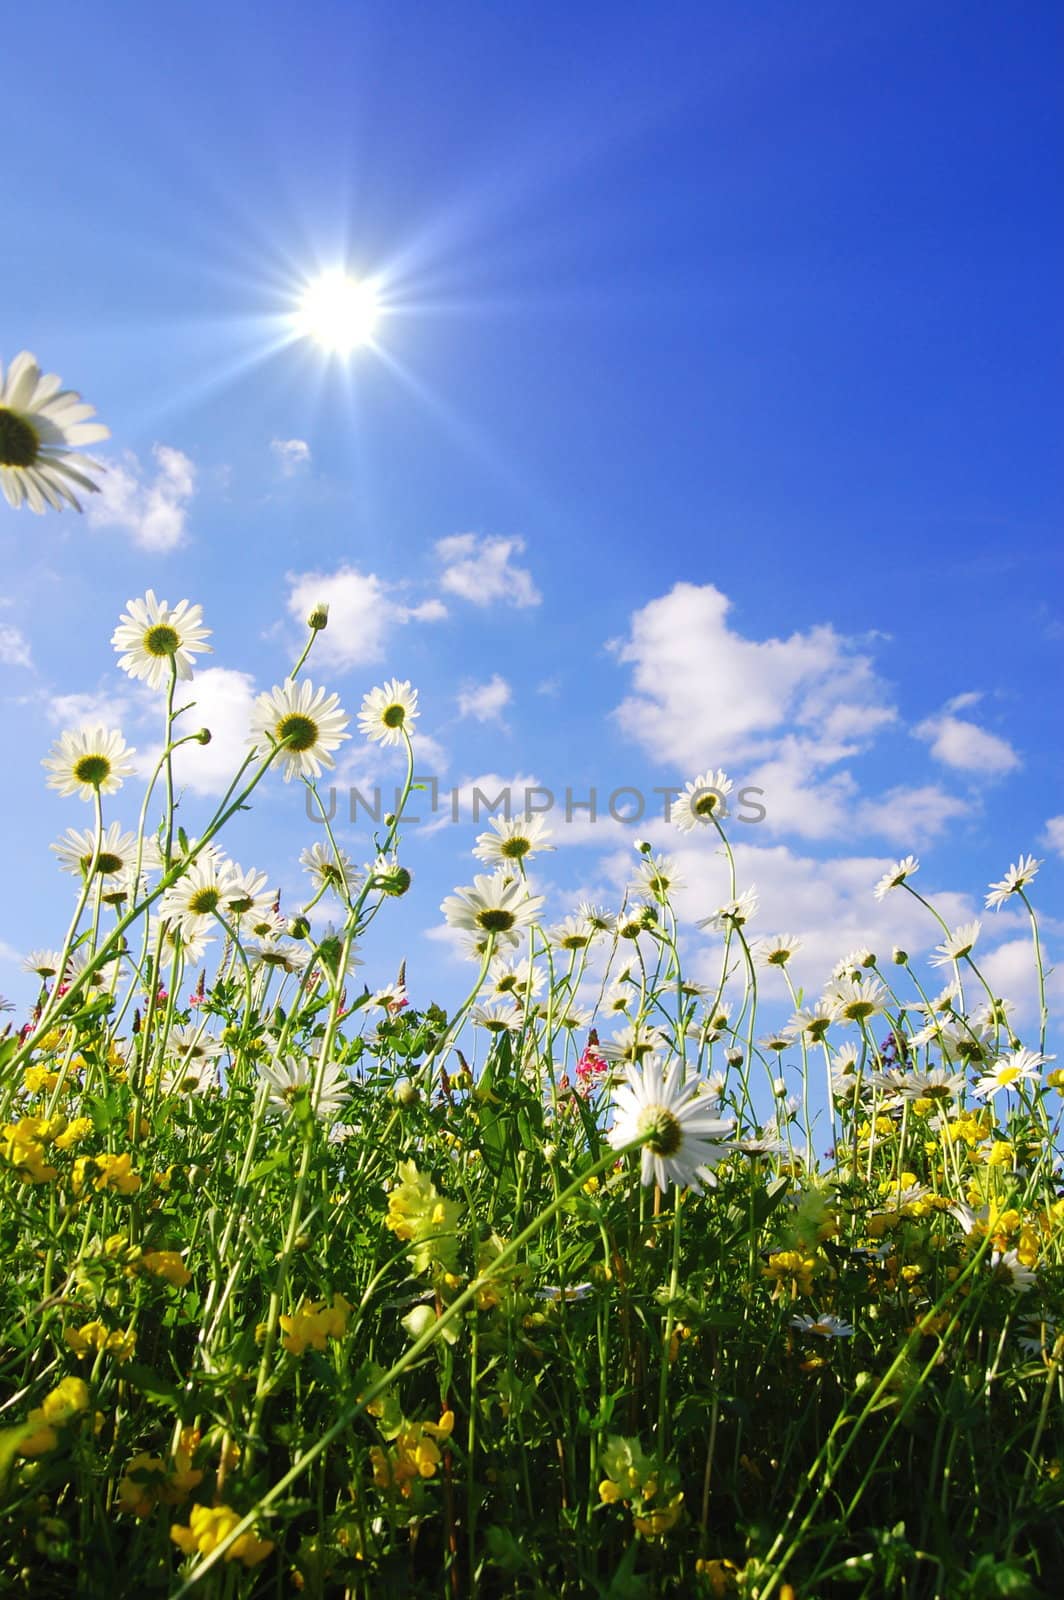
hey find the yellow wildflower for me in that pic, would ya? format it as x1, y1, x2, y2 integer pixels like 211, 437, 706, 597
54, 1116, 94, 1151
697, 1557, 741, 1596
370, 1411, 454, 1497
170, 1504, 274, 1568
65, 1321, 136, 1363
279, 1294, 352, 1356
385, 1161, 463, 1274
763, 1249, 822, 1298
23, 1065, 61, 1094
143, 1250, 192, 1288
17, 1376, 91, 1458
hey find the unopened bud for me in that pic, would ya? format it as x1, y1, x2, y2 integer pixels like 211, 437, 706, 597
394, 1076, 418, 1107
725, 1047, 744, 1067
892, 947, 908, 965
287, 915, 311, 941
195, 728, 212, 745
635, 839, 652, 855
307, 603, 329, 631
543, 1143, 558, 1163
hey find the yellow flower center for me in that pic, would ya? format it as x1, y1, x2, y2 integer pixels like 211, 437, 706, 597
73, 754, 112, 787
0, 408, 39, 468
276, 713, 318, 751
144, 623, 181, 657
636, 1105, 682, 1156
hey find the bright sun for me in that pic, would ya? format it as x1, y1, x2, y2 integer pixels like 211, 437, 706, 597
295, 271, 380, 352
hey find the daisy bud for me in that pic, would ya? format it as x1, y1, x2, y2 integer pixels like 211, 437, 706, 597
773, 1077, 787, 1096
307, 603, 329, 631
725, 1047, 744, 1067
287, 916, 311, 941
892, 947, 908, 965
376, 864, 412, 897
635, 840, 652, 855
194, 728, 212, 745
394, 1077, 418, 1107
543, 1143, 558, 1163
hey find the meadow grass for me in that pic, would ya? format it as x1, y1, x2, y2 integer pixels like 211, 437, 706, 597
1, 601, 1061, 1600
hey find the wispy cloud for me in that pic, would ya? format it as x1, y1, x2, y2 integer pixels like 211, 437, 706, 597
284, 565, 446, 672
436, 534, 541, 608
457, 674, 512, 723
87, 445, 196, 552
270, 437, 311, 476
913, 710, 1020, 775
0, 621, 32, 668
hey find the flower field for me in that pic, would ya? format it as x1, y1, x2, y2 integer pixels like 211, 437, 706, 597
2, 357, 1063, 1598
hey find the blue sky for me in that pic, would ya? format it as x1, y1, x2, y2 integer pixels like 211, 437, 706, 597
1, 0, 1062, 1042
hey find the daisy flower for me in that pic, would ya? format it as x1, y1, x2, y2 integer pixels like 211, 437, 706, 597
929, 921, 982, 968
471, 1000, 523, 1034
222, 863, 275, 922
578, 904, 617, 935
246, 938, 309, 975
697, 887, 759, 933
150, 917, 214, 969
310, 929, 364, 982
756, 934, 802, 969
632, 851, 685, 902
598, 1021, 669, 1065
42, 728, 136, 801
0, 350, 108, 513
357, 679, 419, 747
160, 1028, 224, 1095
601, 981, 632, 1015
160, 857, 238, 939
440, 872, 544, 950
300, 841, 362, 899
888, 1065, 966, 1103
608, 1055, 734, 1192
990, 1250, 1037, 1295
473, 812, 554, 866
550, 914, 595, 951
51, 823, 139, 880
973, 1048, 1052, 1100
366, 854, 413, 897
22, 949, 64, 980
258, 1053, 351, 1119
831, 948, 877, 980
111, 590, 212, 689
250, 680, 350, 781
488, 955, 544, 1003
672, 769, 733, 832
985, 854, 1042, 911
825, 977, 889, 1026
873, 855, 919, 901
790, 1313, 854, 1338
787, 1004, 834, 1044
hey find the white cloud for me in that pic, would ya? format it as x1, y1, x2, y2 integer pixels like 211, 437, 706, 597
47, 688, 132, 729
913, 711, 1020, 775
0, 622, 32, 668
856, 784, 972, 846
979, 935, 1064, 1029
285, 565, 446, 672
140, 667, 257, 797
613, 583, 893, 771
87, 445, 196, 552
270, 437, 311, 476
457, 674, 512, 723
1044, 816, 1064, 859
611, 582, 898, 839
436, 534, 541, 608
595, 830, 977, 998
